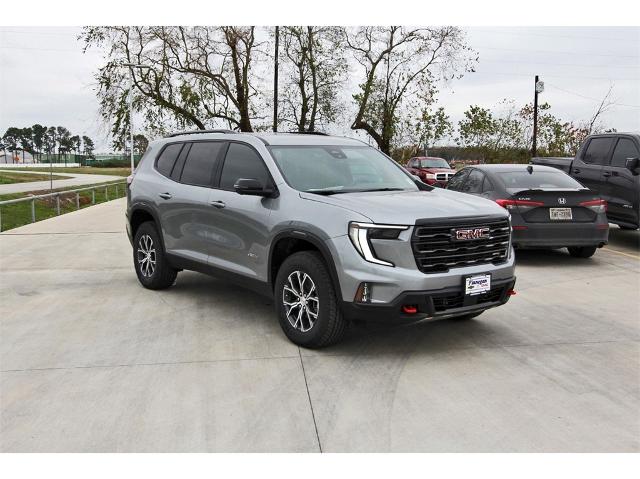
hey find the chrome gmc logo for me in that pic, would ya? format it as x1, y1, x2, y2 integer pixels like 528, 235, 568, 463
454, 227, 490, 240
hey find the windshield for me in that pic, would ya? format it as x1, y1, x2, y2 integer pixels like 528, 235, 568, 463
269, 145, 418, 194
496, 170, 586, 193
416, 158, 450, 169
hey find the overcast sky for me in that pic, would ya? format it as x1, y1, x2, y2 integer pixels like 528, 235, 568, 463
1, 26, 638, 152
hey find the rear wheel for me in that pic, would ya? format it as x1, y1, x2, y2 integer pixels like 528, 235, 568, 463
133, 221, 178, 289
274, 251, 346, 348
567, 246, 597, 258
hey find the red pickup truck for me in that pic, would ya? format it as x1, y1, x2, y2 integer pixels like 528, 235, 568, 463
405, 156, 457, 187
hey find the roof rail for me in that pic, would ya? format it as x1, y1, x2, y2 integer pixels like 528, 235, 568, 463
165, 129, 238, 138
286, 131, 329, 136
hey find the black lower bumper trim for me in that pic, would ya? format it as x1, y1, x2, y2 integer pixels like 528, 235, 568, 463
341, 276, 516, 323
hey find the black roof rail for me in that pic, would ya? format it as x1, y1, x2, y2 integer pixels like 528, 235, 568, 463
165, 129, 238, 138
286, 131, 329, 136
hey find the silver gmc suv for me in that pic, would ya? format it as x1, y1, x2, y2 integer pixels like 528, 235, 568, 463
126, 131, 516, 347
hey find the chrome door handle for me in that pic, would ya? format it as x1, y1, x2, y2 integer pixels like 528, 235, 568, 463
158, 192, 172, 200
210, 200, 226, 209
573, 168, 581, 174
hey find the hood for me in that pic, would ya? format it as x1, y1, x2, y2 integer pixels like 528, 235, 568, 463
300, 188, 508, 225
415, 167, 456, 173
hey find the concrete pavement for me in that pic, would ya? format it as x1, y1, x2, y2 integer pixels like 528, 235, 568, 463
0, 169, 123, 195
1, 199, 638, 451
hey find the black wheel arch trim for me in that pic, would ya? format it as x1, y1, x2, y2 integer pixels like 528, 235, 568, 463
268, 229, 343, 297
128, 202, 166, 252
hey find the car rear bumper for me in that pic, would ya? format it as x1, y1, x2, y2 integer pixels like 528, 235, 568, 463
340, 276, 516, 323
511, 221, 609, 248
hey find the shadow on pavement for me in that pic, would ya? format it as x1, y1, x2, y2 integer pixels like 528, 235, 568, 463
608, 226, 640, 252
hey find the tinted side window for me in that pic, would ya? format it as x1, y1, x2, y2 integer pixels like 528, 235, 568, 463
610, 138, 639, 168
462, 169, 484, 193
155, 143, 183, 178
180, 142, 224, 187
482, 175, 494, 193
583, 138, 614, 165
447, 169, 469, 190
220, 143, 271, 190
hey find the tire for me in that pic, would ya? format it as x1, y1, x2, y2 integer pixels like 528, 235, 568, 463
619, 225, 638, 231
451, 311, 484, 321
133, 221, 178, 290
274, 251, 346, 348
567, 246, 597, 258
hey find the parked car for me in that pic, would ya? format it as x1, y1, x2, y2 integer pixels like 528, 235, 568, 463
126, 131, 516, 348
531, 132, 640, 230
446, 164, 609, 258
405, 156, 456, 187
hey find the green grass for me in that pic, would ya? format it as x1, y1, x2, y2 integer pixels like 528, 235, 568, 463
0, 181, 127, 232
0, 171, 71, 184
3, 166, 132, 177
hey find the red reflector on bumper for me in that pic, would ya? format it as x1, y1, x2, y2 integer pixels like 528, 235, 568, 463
507, 289, 517, 296
512, 226, 528, 230
402, 305, 418, 314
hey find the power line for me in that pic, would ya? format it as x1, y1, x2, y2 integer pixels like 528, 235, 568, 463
546, 83, 640, 109
475, 44, 639, 59
470, 70, 640, 82
470, 27, 638, 43
480, 58, 639, 69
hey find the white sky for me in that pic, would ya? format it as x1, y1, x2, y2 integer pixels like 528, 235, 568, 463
1, 26, 638, 152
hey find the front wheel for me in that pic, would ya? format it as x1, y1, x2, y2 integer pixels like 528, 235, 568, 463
567, 246, 597, 258
133, 221, 178, 289
274, 251, 346, 348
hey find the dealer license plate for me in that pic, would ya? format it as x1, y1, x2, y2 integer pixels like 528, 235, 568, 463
550, 208, 572, 220
465, 274, 491, 296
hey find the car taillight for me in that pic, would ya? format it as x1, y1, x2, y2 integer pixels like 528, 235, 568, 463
579, 198, 607, 213
495, 199, 544, 211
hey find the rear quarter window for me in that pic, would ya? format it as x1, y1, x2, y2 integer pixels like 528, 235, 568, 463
155, 143, 183, 178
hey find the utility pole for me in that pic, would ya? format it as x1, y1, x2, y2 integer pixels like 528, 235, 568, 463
273, 26, 279, 132
532, 75, 544, 158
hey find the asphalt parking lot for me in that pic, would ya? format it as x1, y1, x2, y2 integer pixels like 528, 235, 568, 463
1, 198, 639, 452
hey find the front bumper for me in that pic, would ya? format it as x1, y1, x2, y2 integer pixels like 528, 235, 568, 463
341, 276, 516, 322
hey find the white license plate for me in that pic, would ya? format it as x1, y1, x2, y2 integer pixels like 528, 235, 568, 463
465, 274, 491, 296
550, 208, 572, 220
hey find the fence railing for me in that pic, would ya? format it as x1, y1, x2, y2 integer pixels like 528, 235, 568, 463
0, 180, 127, 232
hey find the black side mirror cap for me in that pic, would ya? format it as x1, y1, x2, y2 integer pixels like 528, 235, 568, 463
234, 178, 278, 197
625, 157, 639, 174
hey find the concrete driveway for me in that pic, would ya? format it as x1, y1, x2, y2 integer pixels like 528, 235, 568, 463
1, 198, 638, 452
0, 169, 123, 195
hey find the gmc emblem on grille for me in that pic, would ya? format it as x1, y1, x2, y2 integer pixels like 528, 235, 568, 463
454, 227, 490, 240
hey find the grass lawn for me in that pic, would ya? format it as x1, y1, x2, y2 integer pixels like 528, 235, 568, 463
0, 171, 71, 184
0, 180, 127, 232
4, 166, 132, 177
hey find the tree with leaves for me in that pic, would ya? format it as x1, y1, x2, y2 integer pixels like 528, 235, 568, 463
82, 135, 95, 157
344, 26, 476, 154
133, 134, 149, 154
81, 26, 264, 148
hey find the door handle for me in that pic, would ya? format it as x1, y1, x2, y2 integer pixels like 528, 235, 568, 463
158, 192, 172, 200
210, 200, 226, 209
573, 168, 581, 174
603, 171, 612, 178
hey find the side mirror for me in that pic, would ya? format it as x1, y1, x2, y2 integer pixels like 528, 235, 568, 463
234, 178, 277, 197
625, 157, 639, 174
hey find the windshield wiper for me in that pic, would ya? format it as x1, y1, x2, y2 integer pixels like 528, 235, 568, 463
305, 188, 349, 196
356, 187, 407, 192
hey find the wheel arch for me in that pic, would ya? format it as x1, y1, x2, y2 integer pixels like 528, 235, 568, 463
129, 204, 166, 252
268, 230, 342, 297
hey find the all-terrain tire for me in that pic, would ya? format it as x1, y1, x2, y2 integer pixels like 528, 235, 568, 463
274, 251, 346, 348
133, 221, 178, 290
567, 246, 597, 258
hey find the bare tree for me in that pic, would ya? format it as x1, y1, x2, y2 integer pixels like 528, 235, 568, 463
343, 26, 476, 154
586, 84, 615, 134
278, 26, 347, 132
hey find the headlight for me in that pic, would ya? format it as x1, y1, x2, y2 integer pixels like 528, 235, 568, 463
348, 222, 409, 266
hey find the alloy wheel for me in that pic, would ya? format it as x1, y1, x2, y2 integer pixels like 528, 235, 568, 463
282, 270, 319, 333
137, 234, 156, 278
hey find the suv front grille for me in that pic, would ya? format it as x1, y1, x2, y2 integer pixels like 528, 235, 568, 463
412, 218, 510, 274
435, 172, 453, 181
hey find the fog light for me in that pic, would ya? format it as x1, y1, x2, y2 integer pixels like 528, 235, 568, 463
354, 282, 372, 303
402, 305, 418, 314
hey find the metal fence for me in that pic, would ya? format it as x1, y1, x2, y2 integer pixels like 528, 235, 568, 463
0, 180, 127, 232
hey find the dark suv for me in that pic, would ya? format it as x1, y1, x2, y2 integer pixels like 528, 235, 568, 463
126, 131, 516, 348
